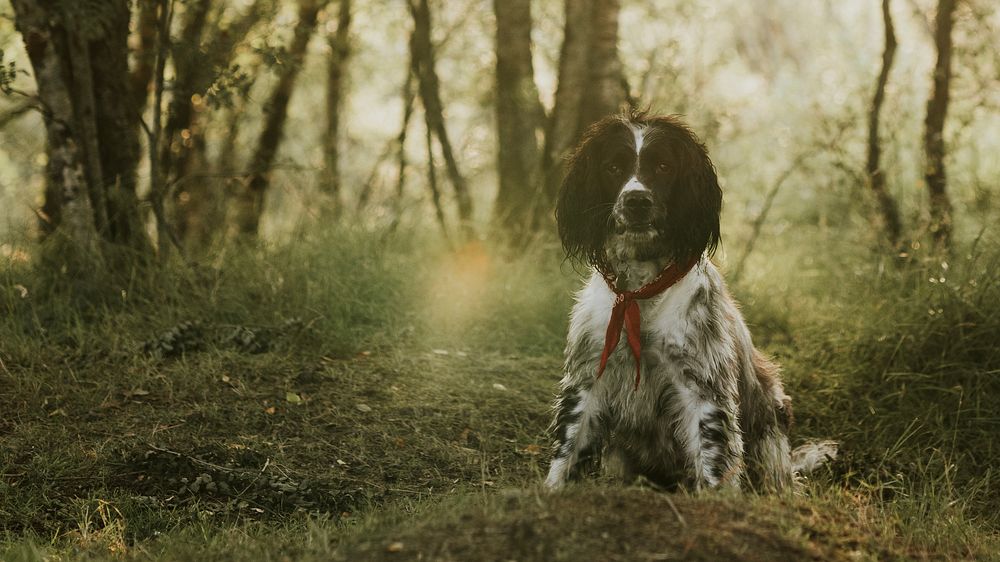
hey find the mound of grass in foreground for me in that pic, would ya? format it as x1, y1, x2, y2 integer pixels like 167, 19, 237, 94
5, 486, 994, 561
335, 488, 887, 562
2, 226, 1000, 560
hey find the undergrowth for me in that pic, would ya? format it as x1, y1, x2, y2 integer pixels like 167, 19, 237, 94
1, 225, 999, 559
737, 229, 1000, 548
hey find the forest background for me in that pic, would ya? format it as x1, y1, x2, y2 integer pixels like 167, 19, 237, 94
1, 0, 999, 559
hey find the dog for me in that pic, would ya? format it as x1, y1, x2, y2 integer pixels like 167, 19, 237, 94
545, 111, 835, 491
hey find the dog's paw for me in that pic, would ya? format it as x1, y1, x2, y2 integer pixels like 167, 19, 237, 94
544, 459, 567, 490
791, 440, 839, 475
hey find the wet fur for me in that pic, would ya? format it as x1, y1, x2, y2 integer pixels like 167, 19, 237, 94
546, 111, 800, 491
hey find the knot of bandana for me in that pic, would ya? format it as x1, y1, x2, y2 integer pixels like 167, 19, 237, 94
596, 257, 699, 390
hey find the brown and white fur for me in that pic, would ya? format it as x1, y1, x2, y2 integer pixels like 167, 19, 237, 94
545, 111, 835, 491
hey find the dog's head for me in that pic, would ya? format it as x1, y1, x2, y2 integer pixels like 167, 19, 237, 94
555, 111, 722, 267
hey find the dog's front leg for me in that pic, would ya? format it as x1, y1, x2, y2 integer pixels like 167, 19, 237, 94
545, 386, 604, 489
675, 382, 745, 490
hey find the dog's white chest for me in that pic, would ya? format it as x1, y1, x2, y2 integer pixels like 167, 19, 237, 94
572, 266, 705, 361
567, 266, 711, 424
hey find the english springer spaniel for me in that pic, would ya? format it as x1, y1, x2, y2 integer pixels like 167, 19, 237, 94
545, 111, 835, 491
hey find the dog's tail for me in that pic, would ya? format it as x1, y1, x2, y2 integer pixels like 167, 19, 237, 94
791, 440, 838, 475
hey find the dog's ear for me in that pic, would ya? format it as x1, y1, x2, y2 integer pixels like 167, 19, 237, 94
555, 138, 604, 263
688, 140, 723, 258
665, 131, 722, 263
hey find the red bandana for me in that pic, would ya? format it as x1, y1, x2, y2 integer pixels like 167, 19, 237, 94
596, 256, 699, 389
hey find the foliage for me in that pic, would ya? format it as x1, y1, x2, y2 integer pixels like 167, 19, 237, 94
0, 48, 17, 95
205, 64, 255, 109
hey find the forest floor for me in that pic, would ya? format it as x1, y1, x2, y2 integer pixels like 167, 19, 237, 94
2, 229, 1000, 561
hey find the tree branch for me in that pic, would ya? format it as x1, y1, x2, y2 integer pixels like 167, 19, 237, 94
730, 152, 812, 283
0, 99, 38, 127
147, 0, 184, 259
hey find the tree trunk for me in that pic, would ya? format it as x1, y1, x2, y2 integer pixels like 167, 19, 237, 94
424, 109, 450, 241
191, 104, 249, 248
866, 0, 903, 247
386, 54, 417, 231
395, 68, 417, 202
164, 0, 272, 247
90, 4, 149, 248
409, 0, 475, 239
173, 137, 220, 248
923, 0, 957, 250
218, 106, 245, 177
541, 0, 592, 218
539, 0, 625, 226
158, 0, 211, 181
65, 29, 109, 234
492, 0, 543, 239
579, 0, 625, 129
231, 0, 324, 237
161, 0, 273, 174
129, 0, 160, 118
12, 0, 148, 255
321, 0, 352, 217
14, 1, 99, 249
148, 0, 176, 259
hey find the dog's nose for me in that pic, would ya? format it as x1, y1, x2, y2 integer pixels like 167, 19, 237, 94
620, 190, 654, 223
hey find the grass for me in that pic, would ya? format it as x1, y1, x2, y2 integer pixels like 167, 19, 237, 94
1, 224, 999, 560
739, 230, 1000, 516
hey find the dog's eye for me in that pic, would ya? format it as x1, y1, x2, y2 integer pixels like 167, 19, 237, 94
656, 162, 669, 174
606, 163, 622, 176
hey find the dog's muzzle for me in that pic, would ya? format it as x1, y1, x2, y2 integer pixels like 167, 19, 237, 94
614, 189, 656, 233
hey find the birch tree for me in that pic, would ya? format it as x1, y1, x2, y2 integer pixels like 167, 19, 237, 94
12, 0, 148, 255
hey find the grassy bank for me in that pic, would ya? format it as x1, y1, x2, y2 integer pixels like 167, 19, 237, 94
1, 226, 999, 560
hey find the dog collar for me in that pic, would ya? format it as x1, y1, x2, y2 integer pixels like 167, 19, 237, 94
595, 256, 700, 390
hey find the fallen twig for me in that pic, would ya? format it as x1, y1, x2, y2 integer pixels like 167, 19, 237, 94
663, 494, 687, 527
